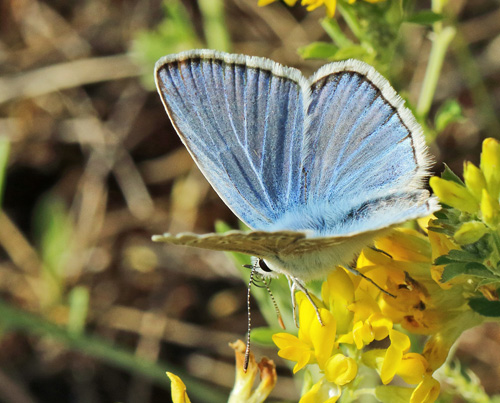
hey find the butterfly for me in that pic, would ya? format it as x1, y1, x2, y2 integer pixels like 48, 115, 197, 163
153, 49, 438, 306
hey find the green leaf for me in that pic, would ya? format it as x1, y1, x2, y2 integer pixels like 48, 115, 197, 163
67, 286, 90, 335
434, 255, 453, 265
333, 45, 369, 61
298, 42, 338, 60
433, 210, 448, 219
469, 297, 500, 317
131, 0, 202, 89
198, 0, 231, 51
435, 99, 464, 132
477, 278, 500, 288
441, 262, 498, 282
321, 18, 353, 48
441, 262, 467, 282
215, 220, 233, 233
250, 327, 279, 346
34, 195, 73, 281
406, 11, 444, 25
441, 163, 465, 185
446, 249, 481, 262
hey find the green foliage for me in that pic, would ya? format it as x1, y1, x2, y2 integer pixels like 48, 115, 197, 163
132, 0, 230, 89
0, 300, 227, 402
250, 327, 281, 346
298, 42, 339, 60
434, 99, 464, 132
132, 1, 202, 89
33, 194, 74, 306
468, 297, 500, 317
406, 10, 443, 25
67, 286, 90, 334
441, 361, 500, 402
441, 163, 465, 185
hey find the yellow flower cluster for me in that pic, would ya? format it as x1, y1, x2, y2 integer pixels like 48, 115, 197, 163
257, 0, 385, 18
430, 138, 500, 244
272, 137, 500, 402
360, 228, 484, 372
273, 266, 440, 402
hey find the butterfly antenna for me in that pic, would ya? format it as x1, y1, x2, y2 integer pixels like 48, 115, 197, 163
345, 265, 396, 298
261, 277, 285, 330
244, 266, 256, 372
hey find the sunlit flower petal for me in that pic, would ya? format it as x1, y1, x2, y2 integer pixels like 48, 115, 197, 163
410, 375, 440, 403
273, 302, 336, 372
463, 161, 487, 202
453, 221, 489, 245
480, 188, 500, 227
480, 137, 500, 199
396, 353, 428, 385
229, 340, 277, 403
324, 354, 358, 385
273, 333, 313, 373
167, 372, 191, 403
380, 330, 411, 384
429, 176, 479, 213
322, 268, 355, 334
299, 378, 340, 403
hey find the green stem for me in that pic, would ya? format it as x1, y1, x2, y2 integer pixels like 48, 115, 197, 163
416, 25, 456, 119
0, 300, 227, 402
337, 2, 363, 41
321, 17, 353, 48
198, 0, 231, 51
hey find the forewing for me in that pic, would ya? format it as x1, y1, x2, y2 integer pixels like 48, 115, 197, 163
302, 60, 431, 206
155, 50, 307, 229
152, 230, 308, 258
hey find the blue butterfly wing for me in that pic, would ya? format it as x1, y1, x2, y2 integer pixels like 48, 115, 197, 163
155, 50, 306, 229
297, 60, 436, 234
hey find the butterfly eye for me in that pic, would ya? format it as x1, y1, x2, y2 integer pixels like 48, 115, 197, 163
258, 259, 272, 273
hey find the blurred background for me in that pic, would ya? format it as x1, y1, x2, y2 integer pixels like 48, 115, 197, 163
0, 0, 500, 402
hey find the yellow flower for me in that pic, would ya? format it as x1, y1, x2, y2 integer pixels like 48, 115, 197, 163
273, 301, 337, 373
380, 329, 411, 384
463, 161, 486, 202
228, 340, 277, 403
258, 0, 384, 18
274, 264, 437, 402
453, 221, 488, 245
411, 375, 441, 403
480, 137, 500, 199
300, 378, 341, 403
324, 353, 358, 385
321, 269, 355, 334
302, 0, 337, 17
337, 313, 392, 349
480, 188, 500, 227
429, 176, 479, 214
167, 372, 191, 403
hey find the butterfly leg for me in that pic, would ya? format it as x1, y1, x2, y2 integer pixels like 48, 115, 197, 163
344, 265, 396, 298
287, 275, 324, 327
368, 246, 393, 259
286, 276, 300, 327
